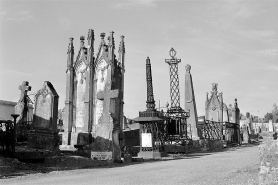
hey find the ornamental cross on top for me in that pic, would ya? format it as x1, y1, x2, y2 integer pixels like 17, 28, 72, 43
18, 81, 31, 103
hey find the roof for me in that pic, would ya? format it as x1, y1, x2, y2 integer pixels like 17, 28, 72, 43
132, 116, 166, 122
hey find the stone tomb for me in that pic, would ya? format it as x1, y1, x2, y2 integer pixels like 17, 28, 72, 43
27, 81, 59, 150
62, 29, 126, 162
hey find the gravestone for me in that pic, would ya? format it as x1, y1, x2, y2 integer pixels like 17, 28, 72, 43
269, 120, 274, 132
241, 125, 250, 144
27, 81, 59, 150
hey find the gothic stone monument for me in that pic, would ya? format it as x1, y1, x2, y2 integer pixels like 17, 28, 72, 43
27, 81, 59, 150
63, 29, 125, 162
184, 64, 199, 140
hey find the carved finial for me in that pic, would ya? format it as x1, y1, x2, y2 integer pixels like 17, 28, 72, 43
87, 29, 94, 47
169, 47, 176, 59
119, 35, 125, 53
80, 36, 85, 47
185, 64, 191, 73
234, 98, 238, 108
212, 83, 218, 91
108, 31, 115, 49
100, 32, 105, 39
146, 57, 150, 64
67, 38, 74, 54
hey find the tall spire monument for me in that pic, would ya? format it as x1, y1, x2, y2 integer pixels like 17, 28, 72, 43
184, 64, 199, 140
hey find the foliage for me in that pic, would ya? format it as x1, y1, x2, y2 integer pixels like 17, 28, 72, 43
264, 104, 278, 123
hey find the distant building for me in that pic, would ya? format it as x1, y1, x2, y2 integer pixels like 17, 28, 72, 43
0, 100, 33, 121
205, 83, 239, 123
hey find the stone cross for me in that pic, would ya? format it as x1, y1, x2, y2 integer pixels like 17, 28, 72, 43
18, 81, 31, 103
97, 88, 120, 117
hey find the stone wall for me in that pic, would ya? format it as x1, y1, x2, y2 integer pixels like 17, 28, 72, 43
259, 139, 278, 184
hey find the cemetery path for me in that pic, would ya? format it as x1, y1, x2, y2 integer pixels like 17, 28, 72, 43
1, 145, 260, 185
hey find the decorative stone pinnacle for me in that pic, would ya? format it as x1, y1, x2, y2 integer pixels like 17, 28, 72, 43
212, 83, 218, 91
234, 98, 238, 108
87, 29, 94, 40
185, 64, 191, 73
68, 38, 74, 54
80, 36, 85, 47
100, 32, 105, 39
169, 47, 176, 58
120, 35, 124, 40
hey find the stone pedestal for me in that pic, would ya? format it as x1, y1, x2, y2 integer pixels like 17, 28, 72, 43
28, 131, 59, 150
138, 151, 167, 159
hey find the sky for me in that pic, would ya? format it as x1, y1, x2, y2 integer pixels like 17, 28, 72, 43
0, 0, 277, 119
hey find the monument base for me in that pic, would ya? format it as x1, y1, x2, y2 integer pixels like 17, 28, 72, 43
138, 151, 167, 159
27, 130, 59, 150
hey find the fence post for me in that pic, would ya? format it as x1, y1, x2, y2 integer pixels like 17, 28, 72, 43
11, 114, 19, 158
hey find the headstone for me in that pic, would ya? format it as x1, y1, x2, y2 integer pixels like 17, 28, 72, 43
27, 81, 59, 150
184, 64, 199, 140
269, 120, 274, 132
241, 125, 250, 144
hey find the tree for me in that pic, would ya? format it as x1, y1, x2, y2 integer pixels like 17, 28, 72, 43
264, 112, 273, 123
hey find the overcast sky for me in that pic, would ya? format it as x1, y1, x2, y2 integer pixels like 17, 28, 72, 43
0, 0, 277, 118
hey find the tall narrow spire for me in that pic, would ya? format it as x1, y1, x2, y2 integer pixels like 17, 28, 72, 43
118, 35, 125, 70
100, 32, 106, 46
80, 36, 85, 48
67, 38, 74, 68
108, 31, 115, 62
87, 29, 94, 65
146, 57, 155, 110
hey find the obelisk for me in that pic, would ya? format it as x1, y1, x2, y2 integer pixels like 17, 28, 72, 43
184, 64, 199, 140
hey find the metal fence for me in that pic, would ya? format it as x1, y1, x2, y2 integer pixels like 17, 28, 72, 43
200, 120, 222, 140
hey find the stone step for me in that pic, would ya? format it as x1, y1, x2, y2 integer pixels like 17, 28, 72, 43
132, 157, 144, 162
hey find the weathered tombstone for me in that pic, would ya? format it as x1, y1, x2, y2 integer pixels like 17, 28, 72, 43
27, 81, 59, 150
269, 120, 274, 132
241, 124, 250, 144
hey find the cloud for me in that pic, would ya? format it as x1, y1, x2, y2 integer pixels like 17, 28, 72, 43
114, 0, 158, 9
0, 69, 34, 77
264, 63, 278, 72
236, 30, 277, 40
4, 10, 35, 21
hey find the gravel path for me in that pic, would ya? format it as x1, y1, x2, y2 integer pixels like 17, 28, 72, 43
1, 145, 260, 185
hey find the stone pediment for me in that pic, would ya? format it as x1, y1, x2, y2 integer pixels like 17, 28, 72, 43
207, 93, 220, 109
